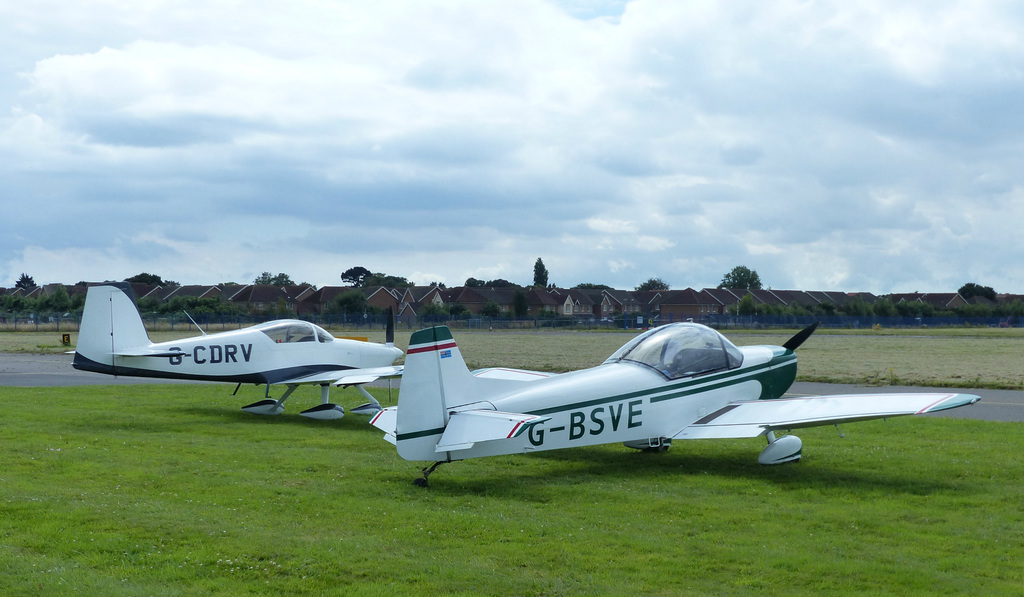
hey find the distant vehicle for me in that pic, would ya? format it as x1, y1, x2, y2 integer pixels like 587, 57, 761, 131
372, 322, 979, 485
73, 283, 402, 419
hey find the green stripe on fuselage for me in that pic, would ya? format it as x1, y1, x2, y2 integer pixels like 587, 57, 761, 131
528, 355, 796, 417
395, 347, 797, 442
409, 326, 454, 346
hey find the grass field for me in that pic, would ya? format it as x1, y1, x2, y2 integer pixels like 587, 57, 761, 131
5, 325, 1023, 389
1, 384, 1022, 595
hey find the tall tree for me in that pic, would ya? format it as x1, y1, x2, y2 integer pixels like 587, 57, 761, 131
719, 266, 762, 290
15, 273, 35, 290
533, 258, 549, 287
253, 272, 294, 286
464, 277, 485, 288
125, 272, 172, 286
327, 289, 368, 313
483, 278, 518, 288
635, 277, 669, 292
363, 273, 413, 288
41, 285, 71, 312
341, 266, 372, 287
512, 289, 530, 317
736, 293, 757, 315
958, 282, 996, 302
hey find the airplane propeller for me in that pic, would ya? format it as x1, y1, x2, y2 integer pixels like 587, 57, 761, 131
782, 321, 820, 352
385, 307, 395, 347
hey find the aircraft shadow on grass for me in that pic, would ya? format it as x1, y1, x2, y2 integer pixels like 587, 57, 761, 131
381, 446, 961, 498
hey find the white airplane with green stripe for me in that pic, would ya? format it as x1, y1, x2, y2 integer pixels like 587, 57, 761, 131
372, 322, 979, 486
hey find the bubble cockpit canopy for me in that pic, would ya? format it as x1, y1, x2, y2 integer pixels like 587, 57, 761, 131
256, 321, 334, 344
604, 323, 743, 380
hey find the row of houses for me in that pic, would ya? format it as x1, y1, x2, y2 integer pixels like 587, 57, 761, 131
5, 282, 1024, 321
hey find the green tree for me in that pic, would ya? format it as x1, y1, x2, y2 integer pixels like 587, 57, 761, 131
465, 277, 485, 288
481, 301, 501, 317
958, 283, 996, 302
253, 272, 294, 287
159, 296, 237, 316
483, 278, 518, 288
512, 289, 530, 317
327, 290, 368, 313
635, 278, 669, 292
125, 273, 176, 286
15, 273, 35, 290
341, 266, 372, 287
737, 294, 758, 316
41, 285, 71, 312
873, 297, 896, 318
572, 283, 612, 290
533, 258, 549, 287
363, 273, 413, 288
418, 303, 448, 317
840, 296, 872, 317
719, 266, 762, 290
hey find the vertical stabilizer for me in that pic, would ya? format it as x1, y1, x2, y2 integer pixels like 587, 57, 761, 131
395, 326, 474, 461
73, 284, 152, 373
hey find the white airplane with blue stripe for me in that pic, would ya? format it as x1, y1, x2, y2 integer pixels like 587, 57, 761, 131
371, 323, 979, 486
73, 283, 403, 419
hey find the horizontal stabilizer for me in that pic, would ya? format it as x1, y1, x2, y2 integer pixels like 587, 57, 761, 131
471, 367, 556, 381
370, 408, 398, 445
676, 393, 980, 440
435, 410, 550, 453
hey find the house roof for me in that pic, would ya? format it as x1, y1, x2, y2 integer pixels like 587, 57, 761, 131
163, 285, 221, 300
701, 288, 741, 305
452, 287, 520, 305
228, 284, 290, 303
765, 290, 820, 306
603, 289, 641, 307
659, 288, 720, 306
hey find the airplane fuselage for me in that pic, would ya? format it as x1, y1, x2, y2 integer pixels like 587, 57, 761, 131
74, 320, 403, 385
398, 342, 796, 461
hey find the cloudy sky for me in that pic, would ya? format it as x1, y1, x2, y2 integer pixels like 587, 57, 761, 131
2, 0, 1023, 294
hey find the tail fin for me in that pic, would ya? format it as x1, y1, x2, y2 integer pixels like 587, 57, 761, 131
73, 283, 152, 373
395, 326, 476, 461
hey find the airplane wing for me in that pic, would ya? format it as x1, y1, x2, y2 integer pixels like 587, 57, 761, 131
370, 406, 550, 452
435, 410, 551, 452
675, 392, 980, 440
274, 365, 403, 386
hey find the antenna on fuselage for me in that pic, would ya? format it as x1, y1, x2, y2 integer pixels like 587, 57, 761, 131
183, 310, 208, 336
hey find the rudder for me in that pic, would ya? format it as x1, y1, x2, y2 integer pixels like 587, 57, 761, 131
395, 326, 474, 461
73, 283, 151, 372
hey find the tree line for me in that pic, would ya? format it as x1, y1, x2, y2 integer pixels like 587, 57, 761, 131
5, 264, 1021, 320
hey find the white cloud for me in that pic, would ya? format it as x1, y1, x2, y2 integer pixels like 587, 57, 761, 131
3, 1, 1024, 293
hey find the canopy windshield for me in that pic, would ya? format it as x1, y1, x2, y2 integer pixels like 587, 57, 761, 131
605, 323, 743, 380
258, 321, 334, 343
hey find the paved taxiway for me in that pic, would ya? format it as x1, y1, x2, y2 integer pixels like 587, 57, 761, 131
2, 353, 1021, 422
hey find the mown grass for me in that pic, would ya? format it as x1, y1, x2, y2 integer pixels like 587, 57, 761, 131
4, 325, 1024, 389
1, 384, 1022, 595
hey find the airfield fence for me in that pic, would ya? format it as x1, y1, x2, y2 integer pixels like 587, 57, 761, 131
0, 311, 1019, 334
